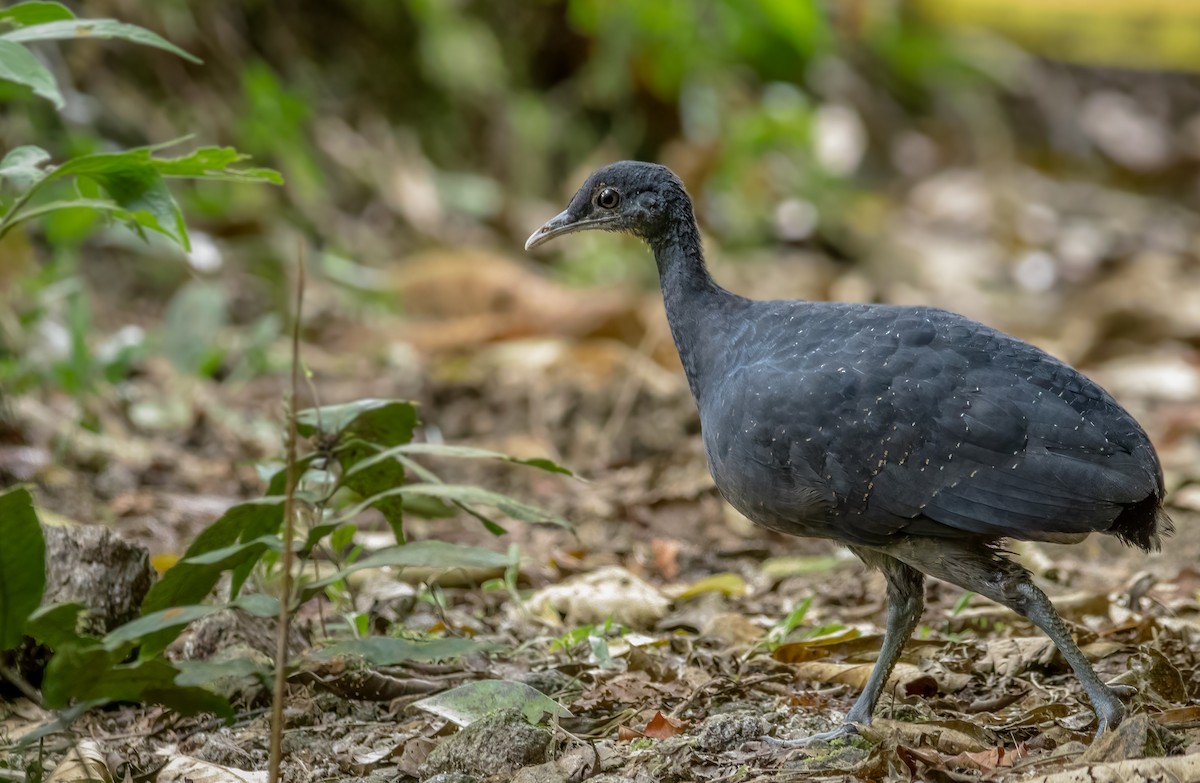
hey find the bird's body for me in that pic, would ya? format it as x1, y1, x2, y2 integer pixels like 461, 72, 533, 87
685, 298, 1162, 549
527, 161, 1170, 742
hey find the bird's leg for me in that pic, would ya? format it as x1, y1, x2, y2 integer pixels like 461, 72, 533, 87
885, 538, 1125, 735
768, 551, 925, 747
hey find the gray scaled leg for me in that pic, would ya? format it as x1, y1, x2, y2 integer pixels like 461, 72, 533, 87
885, 538, 1125, 735
769, 549, 925, 746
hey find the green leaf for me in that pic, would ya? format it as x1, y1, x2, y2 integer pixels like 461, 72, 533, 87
153, 146, 283, 185
105, 604, 220, 653
175, 657, 269, 688
411, 680, 572, 727
313, 637, 492, 665
234, 593, 281, 618
298, 400, 419, 542
163, 281, 229, 374
300, 522, 341, 557
142, 498, 285, 614
24, 602, 84, 649
12, 146, 279, 251
48, 150, 187, 247
0, 487, 44, 650
0, 38, 62, 106
352, 540, 512, 571
1, 197, 134, 229
41, 644, 113, 706
0, 3, 75, 28
297, 399, 418, 442
369, 442, 574, 477
0, 144, 51, 190
1, 19, 202, 64
297, 540, 512, 601
43, 644, 232, 718
339, 483, 569, 530
105, 593, 278, 661
265, 453, 318, 495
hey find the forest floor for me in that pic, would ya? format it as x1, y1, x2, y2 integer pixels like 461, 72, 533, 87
3, 165, 1200, 782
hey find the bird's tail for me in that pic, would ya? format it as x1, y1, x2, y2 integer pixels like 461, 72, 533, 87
1110, 494, 1173, 552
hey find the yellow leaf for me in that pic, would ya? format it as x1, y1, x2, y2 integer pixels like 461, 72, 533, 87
675, 572, 746, 600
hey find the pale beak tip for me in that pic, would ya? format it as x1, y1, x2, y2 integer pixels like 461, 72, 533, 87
523, 228, 545, 252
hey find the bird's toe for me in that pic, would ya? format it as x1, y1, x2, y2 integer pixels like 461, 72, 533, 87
764, 722, 862, 747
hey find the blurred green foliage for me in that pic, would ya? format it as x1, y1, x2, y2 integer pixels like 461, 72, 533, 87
6, 0, 1142, 399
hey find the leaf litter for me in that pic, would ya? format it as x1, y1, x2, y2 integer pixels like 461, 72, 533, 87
4, 166, 1200, 783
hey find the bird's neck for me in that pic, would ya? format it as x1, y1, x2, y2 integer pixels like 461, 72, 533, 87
649, 213, 730, 400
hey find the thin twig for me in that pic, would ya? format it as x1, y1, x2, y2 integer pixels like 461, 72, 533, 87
268, 247, 305, 783
0, 662, 43, 706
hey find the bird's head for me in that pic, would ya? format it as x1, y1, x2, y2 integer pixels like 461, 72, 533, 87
525, 160, 690, 251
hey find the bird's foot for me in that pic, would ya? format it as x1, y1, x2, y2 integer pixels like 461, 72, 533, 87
1093, 691, 1127, 738
764, 722, 861, 747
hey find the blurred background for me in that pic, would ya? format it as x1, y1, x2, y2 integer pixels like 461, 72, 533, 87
2, 0, 1200, 560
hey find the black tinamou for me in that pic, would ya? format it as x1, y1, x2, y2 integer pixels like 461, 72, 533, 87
526, 161, 1170, 743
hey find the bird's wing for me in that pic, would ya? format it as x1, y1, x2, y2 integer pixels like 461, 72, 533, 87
860, 357, 1159, 541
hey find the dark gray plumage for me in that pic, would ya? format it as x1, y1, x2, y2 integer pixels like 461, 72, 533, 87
527, 161, 1170, 742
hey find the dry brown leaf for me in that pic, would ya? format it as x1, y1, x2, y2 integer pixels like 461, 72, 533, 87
948, 591, 1110, 632
1025, 754, 1200, 783
976, 636, 1058, 677
698, 611, 763, 646
776, 632, 943, 664
575, 670, 689, 713
943, 743, 1028, 771
619, 710, 686, 741
789, 660, 969, 697
388, 248, 633, 352
643, 710, 687, 739
993, 703, 1073, 730
46, 740, 112, 783
291, 668, 441, 701
157, 757, 268, 783
1157, 705, 1200, 729
866, 718, 992, 755
651, 538, 680, 581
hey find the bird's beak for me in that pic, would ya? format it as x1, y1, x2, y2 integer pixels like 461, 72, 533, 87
524, 209, 576, 250
524, 210, 615, 251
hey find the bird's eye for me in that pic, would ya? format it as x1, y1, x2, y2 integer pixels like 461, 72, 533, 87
597, 188, 620, 209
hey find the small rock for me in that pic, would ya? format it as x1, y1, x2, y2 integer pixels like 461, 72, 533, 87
517, 669, 581, 700
588, 777, 636, 783
697, 711, 768, 752
42, 523, 153, 633
189, 732, 256, 769
419, 708, 551, 780
509, 762, 569, 783
525, 566, 669, 629
422, 774, 480, 783
1081, 713, 1183, 763
9, 523, 154, 684
784, 744, 869, 772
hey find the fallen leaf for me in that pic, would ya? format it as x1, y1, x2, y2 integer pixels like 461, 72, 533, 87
410, 680, 572, 727
865, 718, 991, 754
674, 572, 747, 600
526, 566, 669, 629
620, 710, 686, 741
46, 740, 111, 783
651, 538, 680, 581
976, 636, 1058, 677
788, 660, 969, 697
157, 757, 267, 783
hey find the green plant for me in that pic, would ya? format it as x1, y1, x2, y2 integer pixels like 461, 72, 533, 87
0, 397, 572, 742
0, 2, 281, 248
548, 616, 623, 668
0, 1, 281, 397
